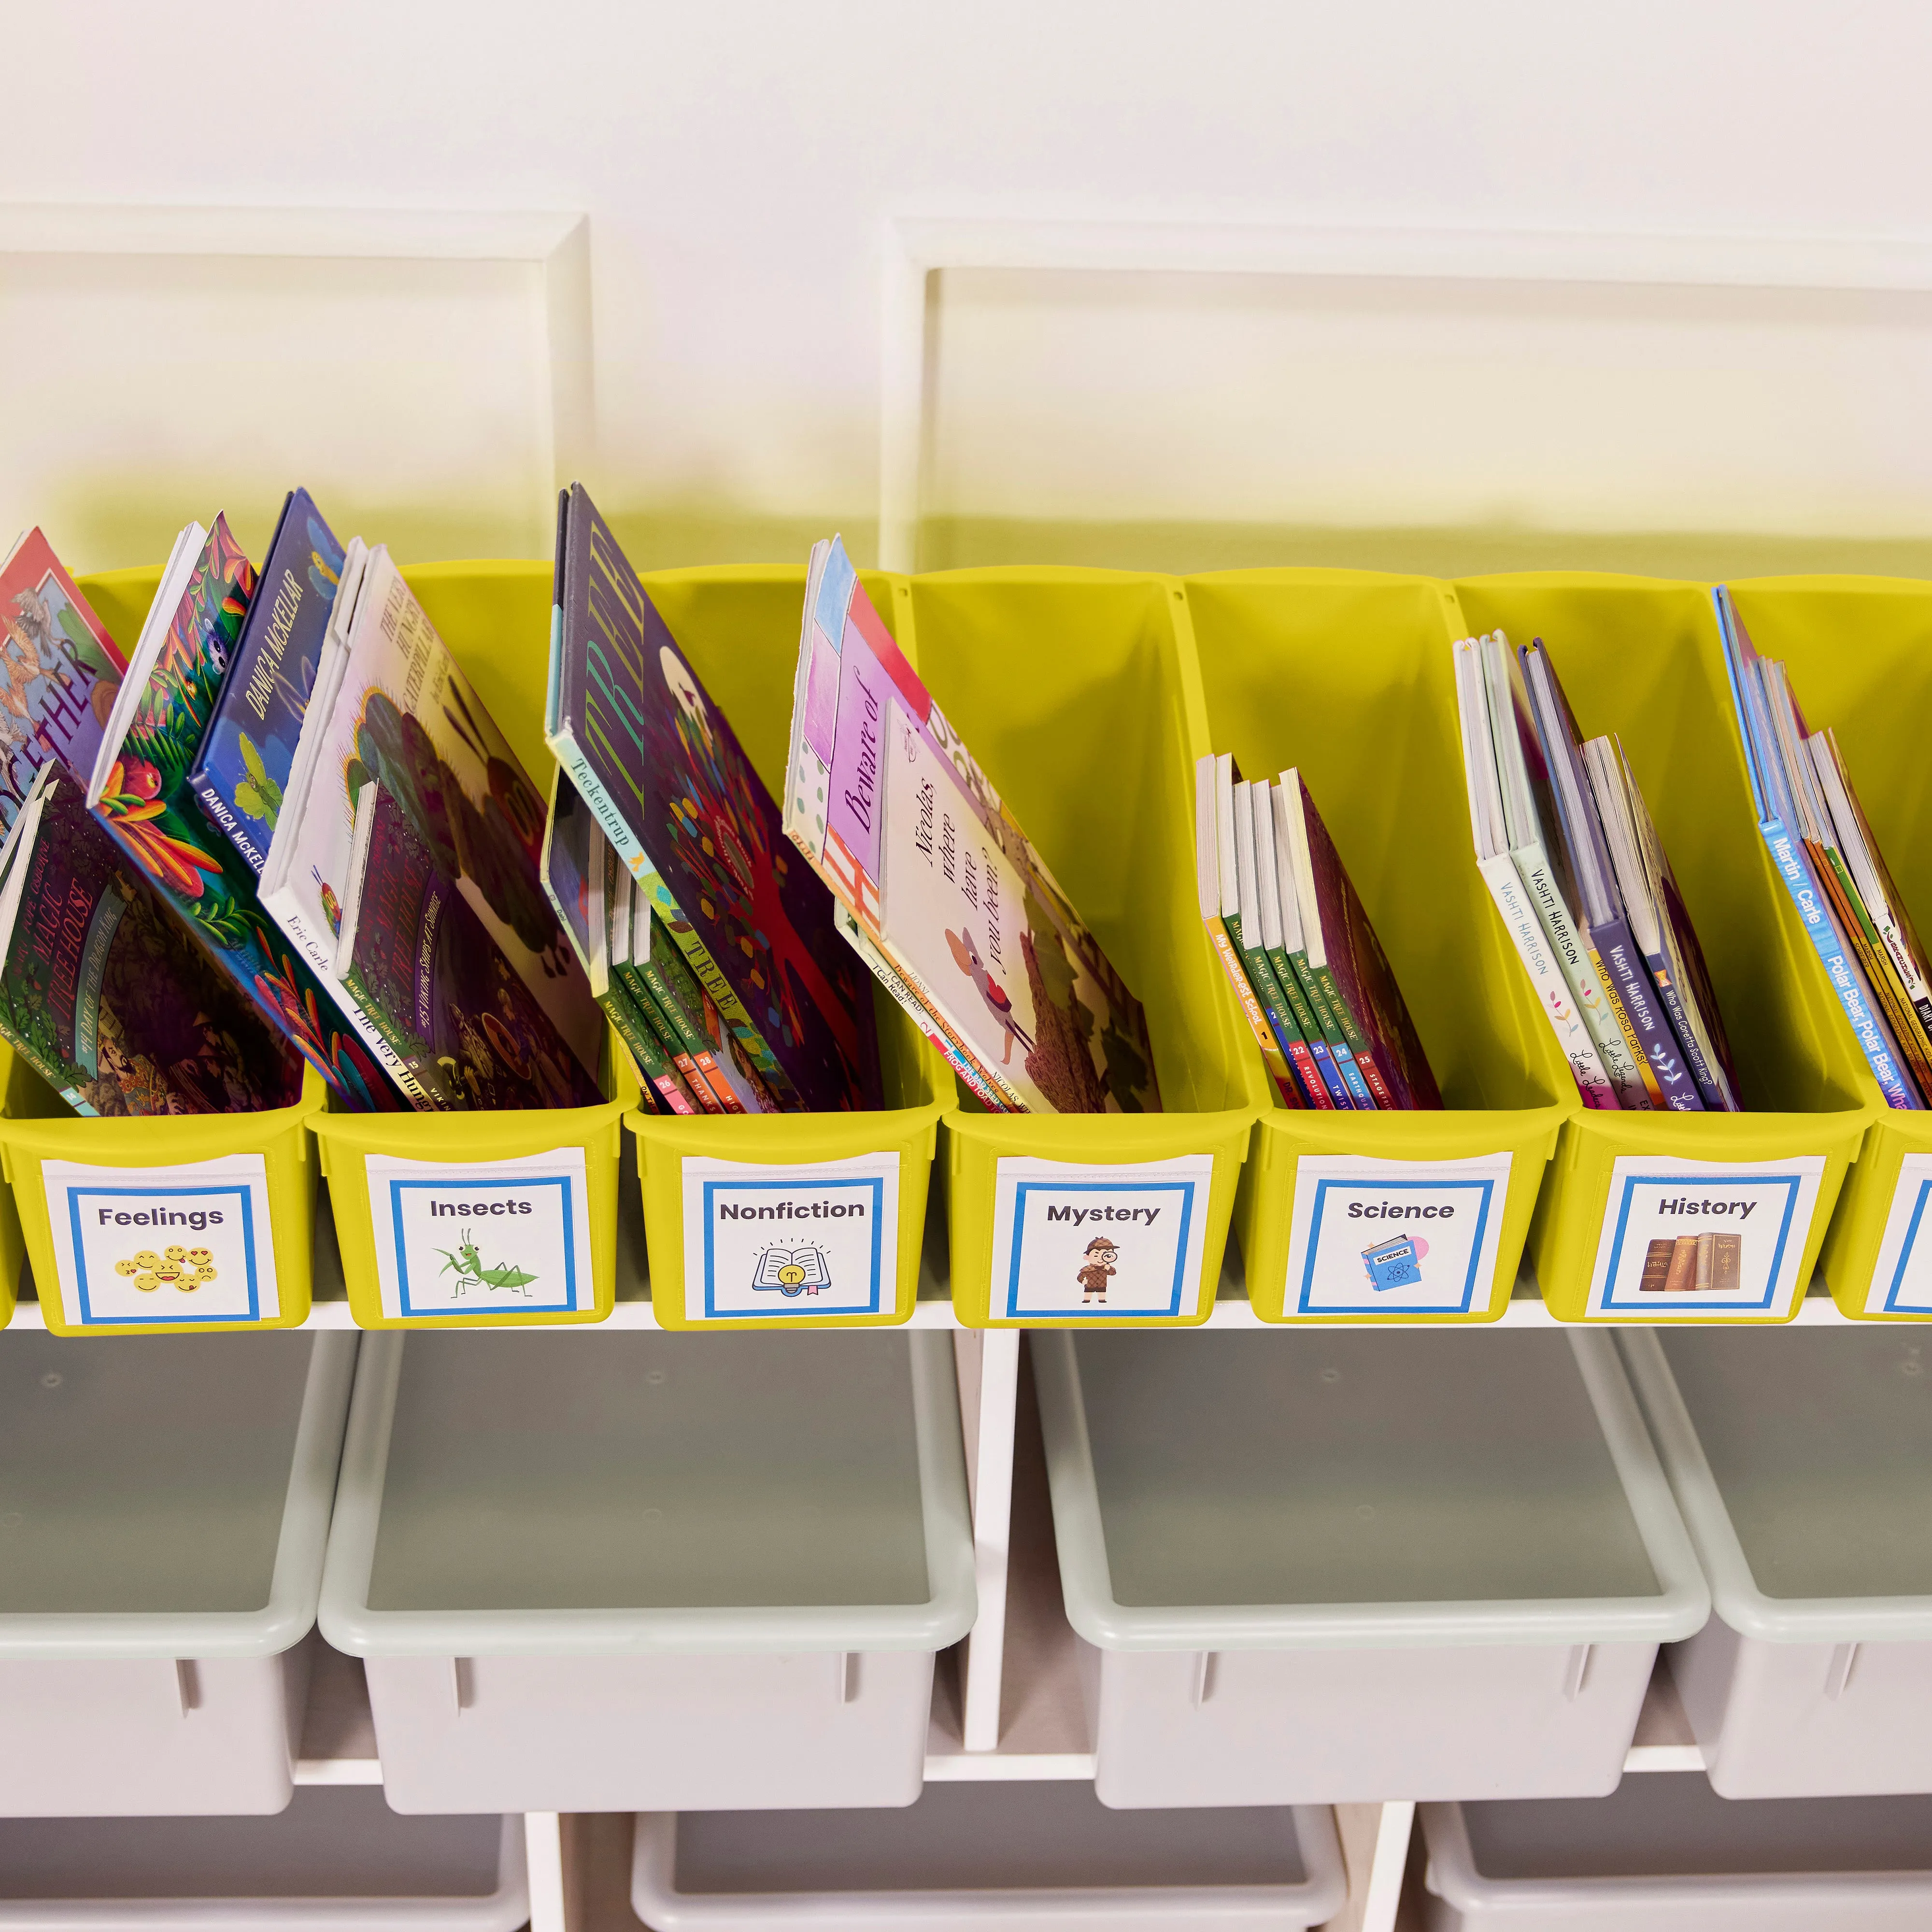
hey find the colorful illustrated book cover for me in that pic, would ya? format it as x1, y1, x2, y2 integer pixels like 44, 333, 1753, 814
1282, 770, 1440, 1110
84, 518, 402, 1111
344, 784, 603, 1112
269, 544, 602, 1083
786, 533, 1159, 1115
547, 484, 876, 1114
0, 528, 130, 832
189, 488, 344, 874
0, 772, 302, 1117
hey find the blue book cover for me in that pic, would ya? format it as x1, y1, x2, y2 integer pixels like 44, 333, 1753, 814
187, 489, 343, 875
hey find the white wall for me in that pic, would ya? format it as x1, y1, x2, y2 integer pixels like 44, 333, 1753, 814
8, 0, 1932, 572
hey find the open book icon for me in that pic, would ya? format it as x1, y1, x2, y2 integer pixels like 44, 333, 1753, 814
752, 1245, 832, 1297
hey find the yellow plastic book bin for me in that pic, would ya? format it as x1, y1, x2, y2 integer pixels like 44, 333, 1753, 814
306, 562, 650, 1329
616, 567, 952, 1331
1453, 575, 1875, 1324
906, 569, 1260, 1328
0, 565, 327, 1336
1185, 570, 1574, 1323
1718, 577, 1932, 1321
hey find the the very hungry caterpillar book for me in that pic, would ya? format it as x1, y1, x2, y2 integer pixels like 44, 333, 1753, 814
0, 527, 129, 832
341, 782, 604, 1112
0, 768, 302, 1117
785, 534, 1160, 1114
546, 483, 877, 1114
188, 488, 344, 874
77, 518, 402, 1112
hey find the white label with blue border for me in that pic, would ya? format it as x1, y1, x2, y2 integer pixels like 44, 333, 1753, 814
1281, 1151, 1514, 1316
1586, 1152, 1826, 1319
1862, 1152, 1932, 1315
989, 1153, 1214, 1321
680, 1151, 900, 1321
43, 1154, 280, 1327
366, 1147, 592, 1319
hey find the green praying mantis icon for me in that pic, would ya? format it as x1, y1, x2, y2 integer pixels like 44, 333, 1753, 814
436, 1226, 539, 1297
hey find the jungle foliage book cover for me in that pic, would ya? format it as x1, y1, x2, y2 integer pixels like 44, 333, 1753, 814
84, 518, 400, 1111
0, 773, 300, 1117
344, 784, 603, 1113
547, 483, 876, 1114
189, 488, 344, 874
786, 534, 1159, 1115
0, 528, 129, 833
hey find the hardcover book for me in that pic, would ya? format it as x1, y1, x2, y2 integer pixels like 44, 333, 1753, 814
263, 542, 603, 1084
80, 518, 401, 1112
547, 485, 876, 1114
341, 783, 604, 1113
0, 770, 302, 1117
188, 488, 344, 874
0, 527, 130, 831
785, 532, 1159, 1115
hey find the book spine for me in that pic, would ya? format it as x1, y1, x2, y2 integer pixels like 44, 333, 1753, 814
1638, 938, 1730, 1112
835, 908, 1013, 1112
0, 1010, 96, 1115
1514, 842, 1647, 1106
600, 983, 697, 1116
621, 955, 741, 1114
1477, 853, 1617, 1108
191, 779, 269, 874
1309, 959, 1397, 1110
1205, 920, 1305, 1109
1232, 924, 1319, 1106
1287, 950, 1371, 1108
1590, 944, 1664, 1107
1590, 912, 1705, 1112
614, 962, 720, 1114
1756, 814, 1918, 1108
1251, 926, 1343, 1108
1814, 843, 1932, 1104
339, 962, 452, 1112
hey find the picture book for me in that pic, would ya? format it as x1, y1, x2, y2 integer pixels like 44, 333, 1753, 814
264, 542, 603, 1086
1520, 642, 1698, 1112
0, 769, 302, 1118
0, 527, 130, 832
536, 763, 695, 1117
785, 532, 1159, 1115
188, 488, 344, 874
632, 900, 782, 1114
1228, 772, 1318, 1105
1584, 737, 1740, 1111
1257, 777, 1354, 1108
1192, 752, 1302, 1108
79, 518, 402, 1112
1715, 588, 1924, 1109
1452, 633, 1617, 1108
1279, 769, 1441, 1110
547, 485, 876, 1114
340, 783, 603, 1113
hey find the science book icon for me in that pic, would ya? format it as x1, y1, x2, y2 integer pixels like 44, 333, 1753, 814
1361, 1235, 1426, 1293
113, 1244, 217, 1293
753, 1243, 832, 1298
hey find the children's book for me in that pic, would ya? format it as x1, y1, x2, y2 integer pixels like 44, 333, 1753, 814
1453, 634, 1614, 1108
1228, 775, 1322, 1107
188, 489, 344, 873
0, 769, 302, 1117
1714, 588, 1923, 1109
1192, 752, 1303, 1108
78, 518, 402, 1112
264, 542, 603, 1087
784, 532, 1159, 1115
1258, 778, 1354, 1110
1278, 769, 1440, 1110
340, 783, 604, 1113
547, 486, 877, 1115
1520, 643, 1696, 1112
1584, 737, 1739, 1112
0, 528, 131, 832
536, 764, 696, 1117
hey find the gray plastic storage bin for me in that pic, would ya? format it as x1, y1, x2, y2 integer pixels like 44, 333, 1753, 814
0, 1786, 527, 1929
1034, 1330, 1708, 1807
1619, 1326, 1932, 1796
1419, 1773, 1932, 1930
628, 1782, 1348, 1930
0, 1331, 357, 1816
319, 1330, 976, 1813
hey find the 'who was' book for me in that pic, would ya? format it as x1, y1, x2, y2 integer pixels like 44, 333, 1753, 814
546, 484, 878, 1115
785, 534, 1160, 1115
